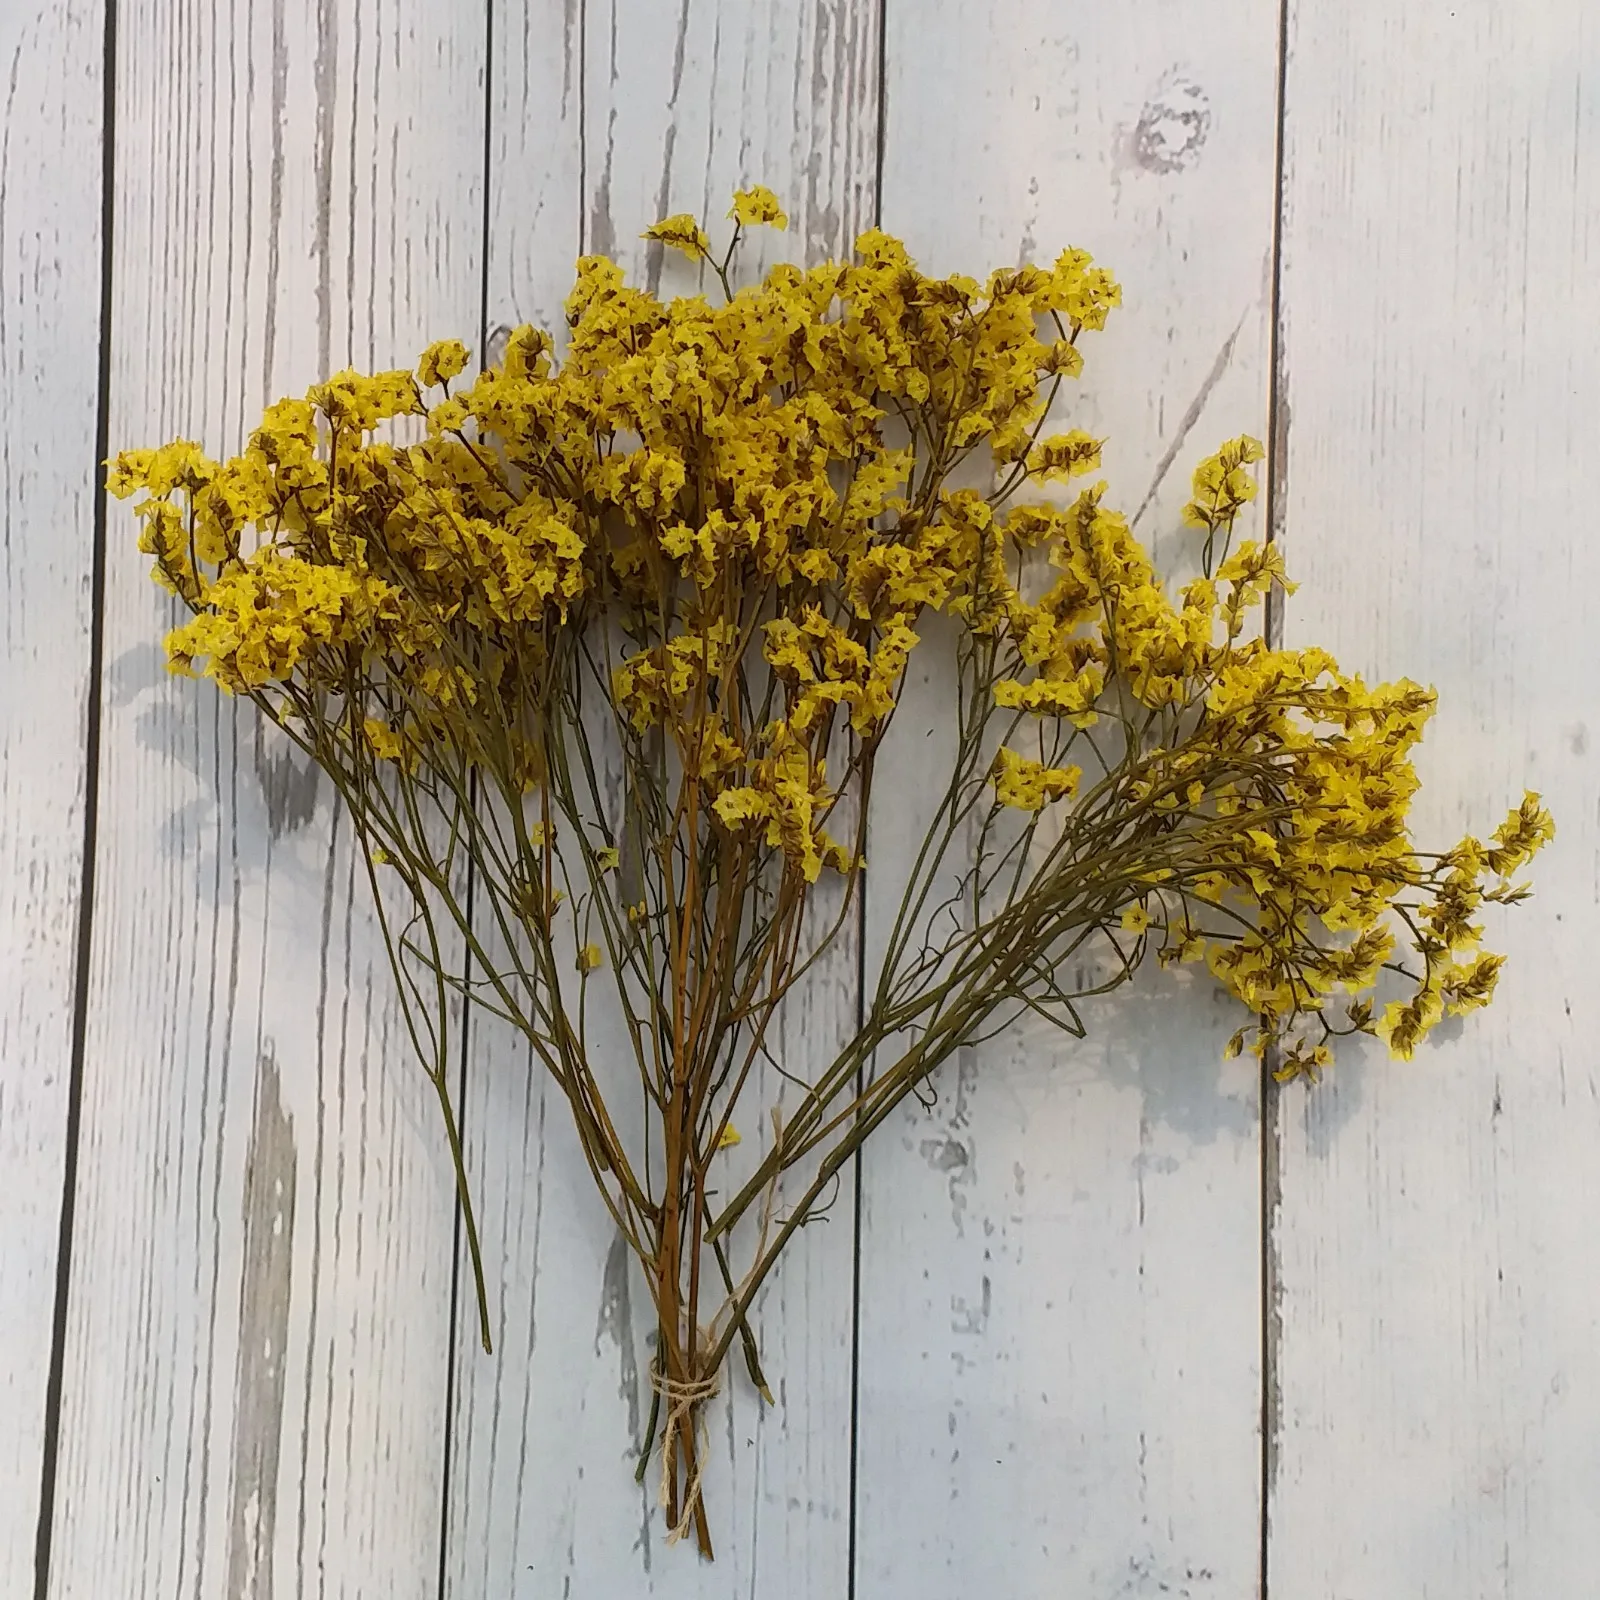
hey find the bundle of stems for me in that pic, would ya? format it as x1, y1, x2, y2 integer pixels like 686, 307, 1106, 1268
111, 188, 1549, 1555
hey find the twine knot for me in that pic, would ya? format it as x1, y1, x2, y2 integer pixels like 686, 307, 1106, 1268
648, 1355, 720, 1544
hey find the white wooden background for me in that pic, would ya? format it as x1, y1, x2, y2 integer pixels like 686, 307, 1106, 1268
2, 1, 1596, 1595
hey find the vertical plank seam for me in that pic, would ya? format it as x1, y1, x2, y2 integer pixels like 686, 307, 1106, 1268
33, 1, 118, 1595
436, 5, 499, 1597
1259, 0, 1294, 1594
846, 5, 890, 1595
477, 0, 496, 388
577, 0, 588, 255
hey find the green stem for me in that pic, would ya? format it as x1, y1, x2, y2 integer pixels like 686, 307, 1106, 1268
430, 1066, 493, 1354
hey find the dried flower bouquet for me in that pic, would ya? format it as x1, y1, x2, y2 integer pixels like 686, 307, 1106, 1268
111, 187, 1549, 1556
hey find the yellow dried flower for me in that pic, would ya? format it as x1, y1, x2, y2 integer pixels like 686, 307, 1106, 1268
1183, 435, 1265, 530
729, 185, 788, 229
1026, 430, 1103, 481
418, 338, 471, 387
643, 212, 711, 257
991, 747, 1081, 811
113, 187, 1548, 1559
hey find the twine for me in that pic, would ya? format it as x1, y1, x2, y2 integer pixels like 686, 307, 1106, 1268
647, 1108, 785, 1545
648, 1355, 720, 1544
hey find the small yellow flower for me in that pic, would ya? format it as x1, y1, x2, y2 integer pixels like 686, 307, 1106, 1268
1374, 988, 1443, 1061
1273, 1039, 1334, 1083
1486, 791, 1555, 876
716, 1123, 742, 1151
729, 186, 787, 229
714, 787, 772, 828
1026, 431, 1103, 481
1182, 435, 1264, 530
417, 338, 470, 387
990, 747, 1080, 811
1121, 904, 1152, 935
577, 942, 604, 973
363, 718, 404, 761
643, 213, 711, 258
596, 845, 621, 872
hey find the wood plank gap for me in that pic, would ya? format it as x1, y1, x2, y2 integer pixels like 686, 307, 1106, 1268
1258, 0, 1292, 1593
846, 10, 888, 1596
436, 5, 500, 1595
1257, 1063, 1283, 1600
437, 786, 475, 1600
31, 3, 117, 1593
1263, 0, 1293, 599
851, 6, 889, 1593
480, 0, 498, 380
577, 0, 587, 255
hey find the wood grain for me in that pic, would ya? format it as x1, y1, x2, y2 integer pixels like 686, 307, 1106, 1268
43, 4, 487, 1595
0, 5, 104, 1594
853, 3, 1281, 1594
444, 1, 880, 1593
6, 2, 1596, 1592
1269, 4, 1600, 1593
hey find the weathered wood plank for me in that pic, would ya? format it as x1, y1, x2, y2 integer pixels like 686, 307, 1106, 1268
44, 5, 487, 1595
445, 1, 880, 1592
0, 5, 105, 1593
440, 5, 588, 1593
1269, 5, 1600, 1593
853, 3, 1282, 1594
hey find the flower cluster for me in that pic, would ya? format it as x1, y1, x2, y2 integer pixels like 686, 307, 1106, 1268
111, 188, 1548, 1553
109, 195, 1548, 1074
